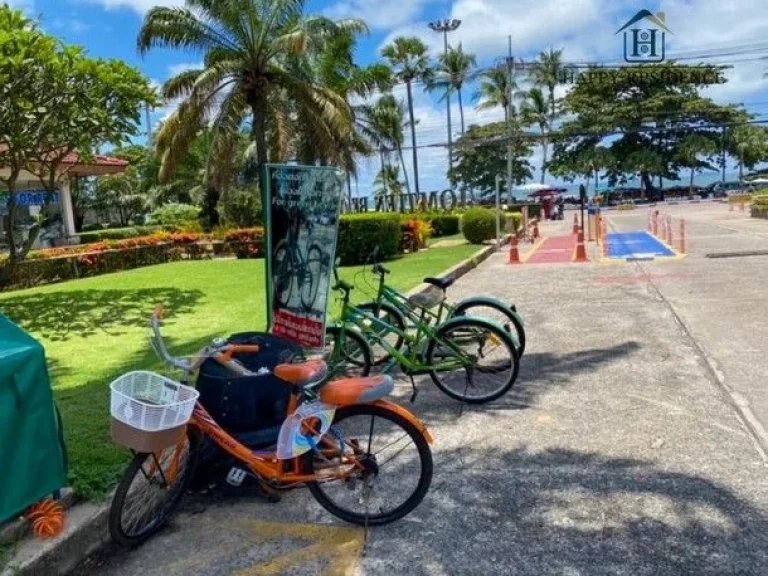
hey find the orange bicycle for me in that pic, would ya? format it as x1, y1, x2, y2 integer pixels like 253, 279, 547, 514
108, 308, 433, 547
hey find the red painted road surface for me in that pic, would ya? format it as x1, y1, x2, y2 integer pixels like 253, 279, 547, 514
526, 235, 579, 264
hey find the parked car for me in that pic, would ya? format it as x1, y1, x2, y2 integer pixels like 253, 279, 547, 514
705, 181, 749, 198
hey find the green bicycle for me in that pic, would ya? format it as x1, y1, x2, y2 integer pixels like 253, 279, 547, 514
324, 269, 520, 404
353, 261, 526, 365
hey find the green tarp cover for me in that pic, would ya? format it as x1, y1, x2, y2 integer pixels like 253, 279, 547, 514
0, 313, 67, 523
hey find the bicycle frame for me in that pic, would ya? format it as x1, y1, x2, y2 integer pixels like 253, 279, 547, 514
334, 284, 477, 375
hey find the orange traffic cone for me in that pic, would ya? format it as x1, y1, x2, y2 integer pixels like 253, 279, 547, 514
574, 231, 588, 262
572, 213, 580, 234
508, 234, 520, 264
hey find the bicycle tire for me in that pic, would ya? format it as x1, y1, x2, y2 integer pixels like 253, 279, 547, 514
273, 242, 294, 309
324, 326, 372, 377
109, 430, 200, 548
355, 301, 407, 365
451, 299, 526, 357
426, 317, 519, 404
305, 404, 433, 526
300, 244, 324, 312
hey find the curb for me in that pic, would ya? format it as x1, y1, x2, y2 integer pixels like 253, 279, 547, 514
1, 500, 110, 576
406, 240, 504, 297
3, 241, 500, 576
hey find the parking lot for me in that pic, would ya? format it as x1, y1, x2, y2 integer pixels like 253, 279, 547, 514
74, 202, 768, 576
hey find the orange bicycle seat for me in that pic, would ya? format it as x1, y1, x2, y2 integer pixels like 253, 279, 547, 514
319, 375, 394, 407
274, 359, 328, 387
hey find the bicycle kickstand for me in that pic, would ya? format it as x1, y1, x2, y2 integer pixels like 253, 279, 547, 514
408, 375, 419, 404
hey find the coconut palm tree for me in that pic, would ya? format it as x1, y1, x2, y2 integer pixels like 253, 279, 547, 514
530, 47, 565, 125
381, 36, 432, 194
520, 88, 550, 183
356, 94, 409, 194
428, 44, 477, 135
137, 0, 363, 184
475, 65, 520, 122
373, 164, 403, 197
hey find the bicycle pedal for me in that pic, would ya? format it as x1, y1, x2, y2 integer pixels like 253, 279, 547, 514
226, 467, 247, 487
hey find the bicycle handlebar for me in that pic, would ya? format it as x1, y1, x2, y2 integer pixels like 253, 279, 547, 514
149, 312, 193, 372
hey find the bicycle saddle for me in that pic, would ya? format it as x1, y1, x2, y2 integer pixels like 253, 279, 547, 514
319, 375, 394, 407
423, 276, 455, 291
273, 358, 328, 387
408, 288, 445, 309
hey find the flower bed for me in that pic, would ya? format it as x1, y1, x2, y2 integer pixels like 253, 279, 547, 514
5, 229, 265, 290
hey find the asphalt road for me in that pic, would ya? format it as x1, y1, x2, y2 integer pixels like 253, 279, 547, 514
73, 205, 768, 575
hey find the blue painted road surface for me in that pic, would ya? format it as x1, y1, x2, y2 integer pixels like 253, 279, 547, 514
605, 231, 675, 260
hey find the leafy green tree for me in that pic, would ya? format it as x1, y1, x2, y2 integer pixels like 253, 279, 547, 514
449, 122, 533, 201
0, 7, 153, 283
381, 36, 432, 194
677, 134, 718, 194
428, 44, 477, 135
728, 125, 768, 183
554, 63, 746, 199
138, 0, 362, 185
520, 88, 550, 183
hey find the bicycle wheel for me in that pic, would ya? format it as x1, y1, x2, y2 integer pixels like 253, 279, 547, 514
273, 242, 294, 308
355, 302, 407, 365
305, 404, 432, 526
451, 300, 526, 357
300, 244, 324, 312
109, 430, 200, 548
426, 317, 519, 404
324, 326, 372, 377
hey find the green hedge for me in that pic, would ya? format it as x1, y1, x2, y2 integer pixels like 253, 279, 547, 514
462, 208, 505, 244
421, 213, 460, 237
78, 226, 161, 244
337, 213, 401, 265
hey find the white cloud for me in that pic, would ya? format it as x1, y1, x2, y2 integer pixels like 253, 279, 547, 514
81, 0, 183, 15
168, 62, 203, 76
51, 18, 90, 34
323, 0, 440, 31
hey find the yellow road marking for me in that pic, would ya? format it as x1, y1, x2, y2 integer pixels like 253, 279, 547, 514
519, 237, 547, 263
234, 521, 365, 576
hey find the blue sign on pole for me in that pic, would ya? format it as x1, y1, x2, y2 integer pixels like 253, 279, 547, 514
0, 191, 60, 207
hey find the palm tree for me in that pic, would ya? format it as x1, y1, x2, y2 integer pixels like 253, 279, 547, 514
357, 94, 409, 194
137, 0, 362, 185
530, 47, 565, 126
373, 164, 403, 198
428, 44, 477, 135
520, 88, 550, 183
475, 65, 520, 122
381, 37, 432, 194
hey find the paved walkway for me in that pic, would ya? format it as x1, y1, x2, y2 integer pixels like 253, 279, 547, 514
73, 211, 768, 576
525, 234, 578, 264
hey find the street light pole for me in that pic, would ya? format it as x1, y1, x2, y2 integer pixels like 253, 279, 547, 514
506, 35, 514, 206
429, 19, 461, 174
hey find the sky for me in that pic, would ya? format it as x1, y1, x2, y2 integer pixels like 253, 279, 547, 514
17, 0, 768, 195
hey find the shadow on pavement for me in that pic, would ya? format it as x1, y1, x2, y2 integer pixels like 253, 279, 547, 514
371, 446, 768, 575
0, 288, 204, 341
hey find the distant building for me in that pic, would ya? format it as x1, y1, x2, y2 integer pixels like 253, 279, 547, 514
0, 152, 128, 249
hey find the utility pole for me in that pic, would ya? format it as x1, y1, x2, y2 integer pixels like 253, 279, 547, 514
506, 35, 514, 205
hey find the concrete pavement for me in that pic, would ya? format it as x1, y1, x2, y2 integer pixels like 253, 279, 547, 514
72, 208, 768, 575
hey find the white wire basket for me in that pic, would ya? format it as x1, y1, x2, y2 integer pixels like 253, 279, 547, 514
110, 371, 199, 433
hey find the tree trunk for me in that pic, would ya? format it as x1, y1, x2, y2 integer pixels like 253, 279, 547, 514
689, 166, 695, 196
540, 126, 548, 184
458, 87, 465, 135
346, 171, 353, 204
379, 149, 388, 194
406, 81, 420, 194
398, 146, 411, 195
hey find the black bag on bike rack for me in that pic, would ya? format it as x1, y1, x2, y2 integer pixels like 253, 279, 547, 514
194, 332, 303, 435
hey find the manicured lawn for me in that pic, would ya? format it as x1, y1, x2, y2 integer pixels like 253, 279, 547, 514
0, 241, 477, 498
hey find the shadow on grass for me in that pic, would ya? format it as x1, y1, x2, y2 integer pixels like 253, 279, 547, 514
0, 288, 204, 342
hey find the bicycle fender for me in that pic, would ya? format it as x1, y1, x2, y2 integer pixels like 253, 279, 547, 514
453, 296, 525, 327
372, 399, 434, 444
